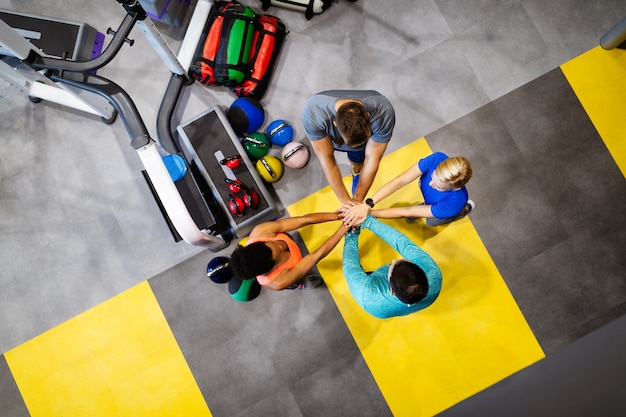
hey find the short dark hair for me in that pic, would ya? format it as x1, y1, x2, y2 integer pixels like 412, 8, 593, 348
389, 261, 428, 304
336, 101, 371, 147
230, 242, 275, 280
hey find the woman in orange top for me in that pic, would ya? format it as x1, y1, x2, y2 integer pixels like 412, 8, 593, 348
230, 212, 346, 290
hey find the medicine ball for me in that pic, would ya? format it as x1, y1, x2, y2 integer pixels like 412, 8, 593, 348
256, 155, 284, 183
228, 97, 265, 135
206, 256, 233, 284
229, 277, 262, 302
266, 119, 294, 146
281, 141, 310, 169
242, 132, 270, 159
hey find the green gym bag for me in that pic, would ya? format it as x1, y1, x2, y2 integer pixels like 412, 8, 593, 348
214, 3, 256, 86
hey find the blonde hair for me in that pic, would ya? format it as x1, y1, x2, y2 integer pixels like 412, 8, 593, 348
434, 156, 472, 189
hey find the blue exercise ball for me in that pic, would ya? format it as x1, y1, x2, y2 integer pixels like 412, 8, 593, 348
228, 97, 265, 135
266, 119, 294, 146
206, 256, 234, 284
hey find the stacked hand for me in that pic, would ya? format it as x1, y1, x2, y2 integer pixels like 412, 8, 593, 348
338, 200, 371, 229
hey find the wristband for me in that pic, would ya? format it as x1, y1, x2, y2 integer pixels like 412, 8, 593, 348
365, 198, 375, 208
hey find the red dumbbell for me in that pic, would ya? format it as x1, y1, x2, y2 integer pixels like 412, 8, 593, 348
224, 178, 243, 193
242, 185, 260, 209
220, 155, 242, 169
228, 193, 245, 217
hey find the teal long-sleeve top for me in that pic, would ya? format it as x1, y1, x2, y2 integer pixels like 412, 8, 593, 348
342, 216, 442, 319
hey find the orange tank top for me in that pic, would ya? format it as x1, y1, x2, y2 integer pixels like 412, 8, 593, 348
247, 233, 302, 285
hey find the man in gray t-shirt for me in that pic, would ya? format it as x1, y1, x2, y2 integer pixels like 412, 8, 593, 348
302, 90, 395, 204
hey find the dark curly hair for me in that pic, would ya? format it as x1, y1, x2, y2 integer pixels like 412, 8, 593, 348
230, 242, 276, 280
389, 261, 428, 304
336, 101, 371, 147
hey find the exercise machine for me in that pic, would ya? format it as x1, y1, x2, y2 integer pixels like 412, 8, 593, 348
600, 16, 626, 50
0, 0, 280, 251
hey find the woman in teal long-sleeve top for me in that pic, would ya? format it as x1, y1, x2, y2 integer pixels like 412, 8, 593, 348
342, 215, 442, 319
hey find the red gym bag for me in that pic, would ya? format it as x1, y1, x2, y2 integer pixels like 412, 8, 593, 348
189, 1, 233, 85
230, 14, 287, 100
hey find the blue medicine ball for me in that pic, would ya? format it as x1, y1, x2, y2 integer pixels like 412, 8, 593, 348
206, 256, 234, 284
266, 119, 294, 146
228, 97, 265, 135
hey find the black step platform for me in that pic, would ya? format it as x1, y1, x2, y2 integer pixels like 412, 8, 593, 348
176, 105, 280, 239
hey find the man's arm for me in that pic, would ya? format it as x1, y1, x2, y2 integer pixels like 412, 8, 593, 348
249, 212, 340, 239
362, 215, 426, 260
309, 136, 353, 204
362, 215, 441, 281
352, 140, 388, 201
263, 224, 347, 290
342, 229, 367, 282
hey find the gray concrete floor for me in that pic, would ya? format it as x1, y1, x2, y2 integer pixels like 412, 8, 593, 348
1, 0, 626, 415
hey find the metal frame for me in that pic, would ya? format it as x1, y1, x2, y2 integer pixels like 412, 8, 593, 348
600, 16, 626, 50
0, 0, 231, 251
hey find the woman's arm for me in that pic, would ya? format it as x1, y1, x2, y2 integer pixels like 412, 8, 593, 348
371, 204, 434, 220
370, 163, 423, 206
250, 212, 340, 239
264, 224, 347, 290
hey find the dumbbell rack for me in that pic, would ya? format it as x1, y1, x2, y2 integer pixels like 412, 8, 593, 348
172, 105, 280, 240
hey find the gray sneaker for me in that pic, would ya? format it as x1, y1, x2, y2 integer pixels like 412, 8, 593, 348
296, 275, 323, 290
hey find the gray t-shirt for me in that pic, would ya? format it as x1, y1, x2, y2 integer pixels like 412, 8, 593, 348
302, 90, 396, 152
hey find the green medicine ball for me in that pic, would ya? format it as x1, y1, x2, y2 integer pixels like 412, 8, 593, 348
242, 132, 270, 160
229, 277, 262, 302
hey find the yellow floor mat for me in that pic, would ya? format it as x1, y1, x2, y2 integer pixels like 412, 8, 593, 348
5, 281, 212, 417
561, 46, 626, 177
289, 138, 545, 417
